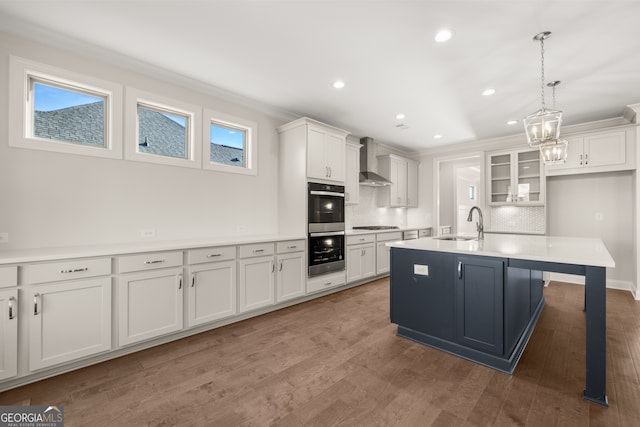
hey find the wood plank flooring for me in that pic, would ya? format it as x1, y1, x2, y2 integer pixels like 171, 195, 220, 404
1, 279, 639, 426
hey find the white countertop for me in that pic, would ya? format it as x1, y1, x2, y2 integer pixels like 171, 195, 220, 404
347, 226, 431, 235
0, 234, 306, 264
387, 234, 615, 268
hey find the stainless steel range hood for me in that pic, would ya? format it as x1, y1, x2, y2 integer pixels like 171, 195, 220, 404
359, 137, 392, 187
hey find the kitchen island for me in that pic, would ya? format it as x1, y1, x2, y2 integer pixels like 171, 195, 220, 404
387, 234, 615, 406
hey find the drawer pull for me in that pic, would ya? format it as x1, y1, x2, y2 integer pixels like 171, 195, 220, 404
34, 293, 40, 316
253, 249, 265, 254
8, 297, 16, 320
60, 267, 88, 274
144, 260, 165, 265
286, 245, 297, 249
458, 261, 463, 279
324, 282, 332, 286
206, 253, 222, 258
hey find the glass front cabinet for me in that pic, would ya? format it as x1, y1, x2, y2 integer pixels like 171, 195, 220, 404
487, 149, 544, 206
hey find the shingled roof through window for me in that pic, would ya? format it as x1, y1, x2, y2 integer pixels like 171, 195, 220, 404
33, 102, 245, 165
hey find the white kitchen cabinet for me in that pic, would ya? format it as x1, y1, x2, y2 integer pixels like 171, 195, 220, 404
375, 231, 403, 275
377, 154, 419, 208
346, 234, 376, 283
545, 129, 633, 176
238, 242, 275, 313
186, 259, 236, 328
276, 240, 306, 303
29, 278, 111, 370
118, 251, 183, 346
0, 288, 18, 380
307, 125, 346, 183
24, 257, 112, 371
307, 270, 346, 294
407, 160, 419, 207
487, 148, 544, 206
345, 141, 362, 205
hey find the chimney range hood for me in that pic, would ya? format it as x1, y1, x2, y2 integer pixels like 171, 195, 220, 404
359, 137, 392, 187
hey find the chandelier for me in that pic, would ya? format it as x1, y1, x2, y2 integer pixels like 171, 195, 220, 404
524, 31, 562, 147
539, 80, 568, 164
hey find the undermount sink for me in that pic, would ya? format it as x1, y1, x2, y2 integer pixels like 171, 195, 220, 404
434, 235, 477, 241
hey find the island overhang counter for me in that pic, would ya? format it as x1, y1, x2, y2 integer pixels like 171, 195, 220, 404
387, 234, 614, 407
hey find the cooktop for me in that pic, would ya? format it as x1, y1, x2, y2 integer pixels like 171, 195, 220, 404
352, 226, 400, 230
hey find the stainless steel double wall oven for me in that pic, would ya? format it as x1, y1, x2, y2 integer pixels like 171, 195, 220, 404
307, 182, 345, 277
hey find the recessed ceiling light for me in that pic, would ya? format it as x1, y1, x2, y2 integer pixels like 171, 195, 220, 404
332, 80, 345, 89
434, 134, 443, 139
435, 28, 454, 43
507, 120, 518, 125
396, 113, 405, 120
482, 88, 496, 96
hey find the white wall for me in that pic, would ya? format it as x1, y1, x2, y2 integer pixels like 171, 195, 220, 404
0, 32, 287, 250
547, 171, 634, 286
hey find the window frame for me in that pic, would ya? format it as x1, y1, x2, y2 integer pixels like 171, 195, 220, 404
203, 109, 257, 175
125, 87, 202, 169
9, 56, 123, 159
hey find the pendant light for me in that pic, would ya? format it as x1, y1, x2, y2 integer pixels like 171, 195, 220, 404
524, 31, 562, 147
539, 80, 568, 164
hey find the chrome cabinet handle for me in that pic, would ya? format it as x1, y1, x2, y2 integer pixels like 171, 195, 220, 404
585, 153, 589, 165
324, 281, 332, 287
178, 274, 183, 290
8, 297, 16, 320
287, 245, 297, 249
579, 154, 583, 166
271, 262, 275, 273
144, 259, 165, 265
279, 261, 283, 272
253, 249, 264, 254
458, 262, 462, 279
191, 274, 196, 288
34, 293, 40, 315
206, 253, 222, 258
60, 267, 88, 274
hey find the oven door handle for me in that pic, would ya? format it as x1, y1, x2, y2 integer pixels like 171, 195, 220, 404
309, 231, 345, 237
309, 191, 345, 197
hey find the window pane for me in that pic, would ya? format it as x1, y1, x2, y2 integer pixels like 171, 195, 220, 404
32, 81, 106, 147
137, 105, 188, 159
210, 122, 246, 167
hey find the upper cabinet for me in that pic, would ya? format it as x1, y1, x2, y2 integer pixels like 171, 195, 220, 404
487, 148, 544, 206
306, 124, 346, 183
345, 141, 362, 205
545, 128, 635, 176
377, 154, 419, 208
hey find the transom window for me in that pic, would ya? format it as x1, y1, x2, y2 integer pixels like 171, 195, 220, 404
209, 121, 247, 167
203, 110, 257, 175
137, 103, 190, 159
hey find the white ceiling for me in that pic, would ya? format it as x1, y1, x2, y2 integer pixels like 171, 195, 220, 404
1, 0, 639, 152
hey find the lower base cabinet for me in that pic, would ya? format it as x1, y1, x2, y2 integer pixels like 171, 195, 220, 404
0, 289, 18, 380
118, 267, 183, 346
29, 278, 111, 370
187, 260, 237, 327
276, 251, 305, 302
239, 255, 275, 313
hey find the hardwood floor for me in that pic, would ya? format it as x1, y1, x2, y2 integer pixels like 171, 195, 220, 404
1, 279, 639, 426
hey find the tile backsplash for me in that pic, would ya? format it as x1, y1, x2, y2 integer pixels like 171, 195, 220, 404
489, 205, 545, 234
346, 186, 408, 228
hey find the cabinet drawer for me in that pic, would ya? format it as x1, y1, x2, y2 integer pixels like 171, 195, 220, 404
276, 240, 305, 254
26, 258, 111, 284
347, 234, 375, 245
376, 231, 403, 242
419, 229, 432, 238
118, 251, 182, 274
307, 271, 346, 294
0, 266, 17, 288
187, 246, 236, 264
239, 243, 275, 259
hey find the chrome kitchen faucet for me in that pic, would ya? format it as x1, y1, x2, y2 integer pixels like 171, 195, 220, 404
467, 206, 484, 240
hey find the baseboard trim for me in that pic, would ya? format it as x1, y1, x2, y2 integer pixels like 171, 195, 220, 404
548, 273, 635, 297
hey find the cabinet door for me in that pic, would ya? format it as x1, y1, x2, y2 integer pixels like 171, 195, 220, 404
239, 256, 275, 313
307, 127, 328, 180
0, 289, 18, 380
326, 133, 345, 182
488, 152, 513, 205
118, 267, 183, 346
187, 261, 236, 328
390, 249, 456, 341
276, 252, 306, 302
361, 244, 376, 279
515, 150, 542, 204
30, 278, 111, 370
393, 157, 408, 206
585, 130, 626, 167
456, 256, 504, 355
347, 245, 364, 282
407, 161, 418, 207
376, 241, 391, 275
345, 143, 360, 205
